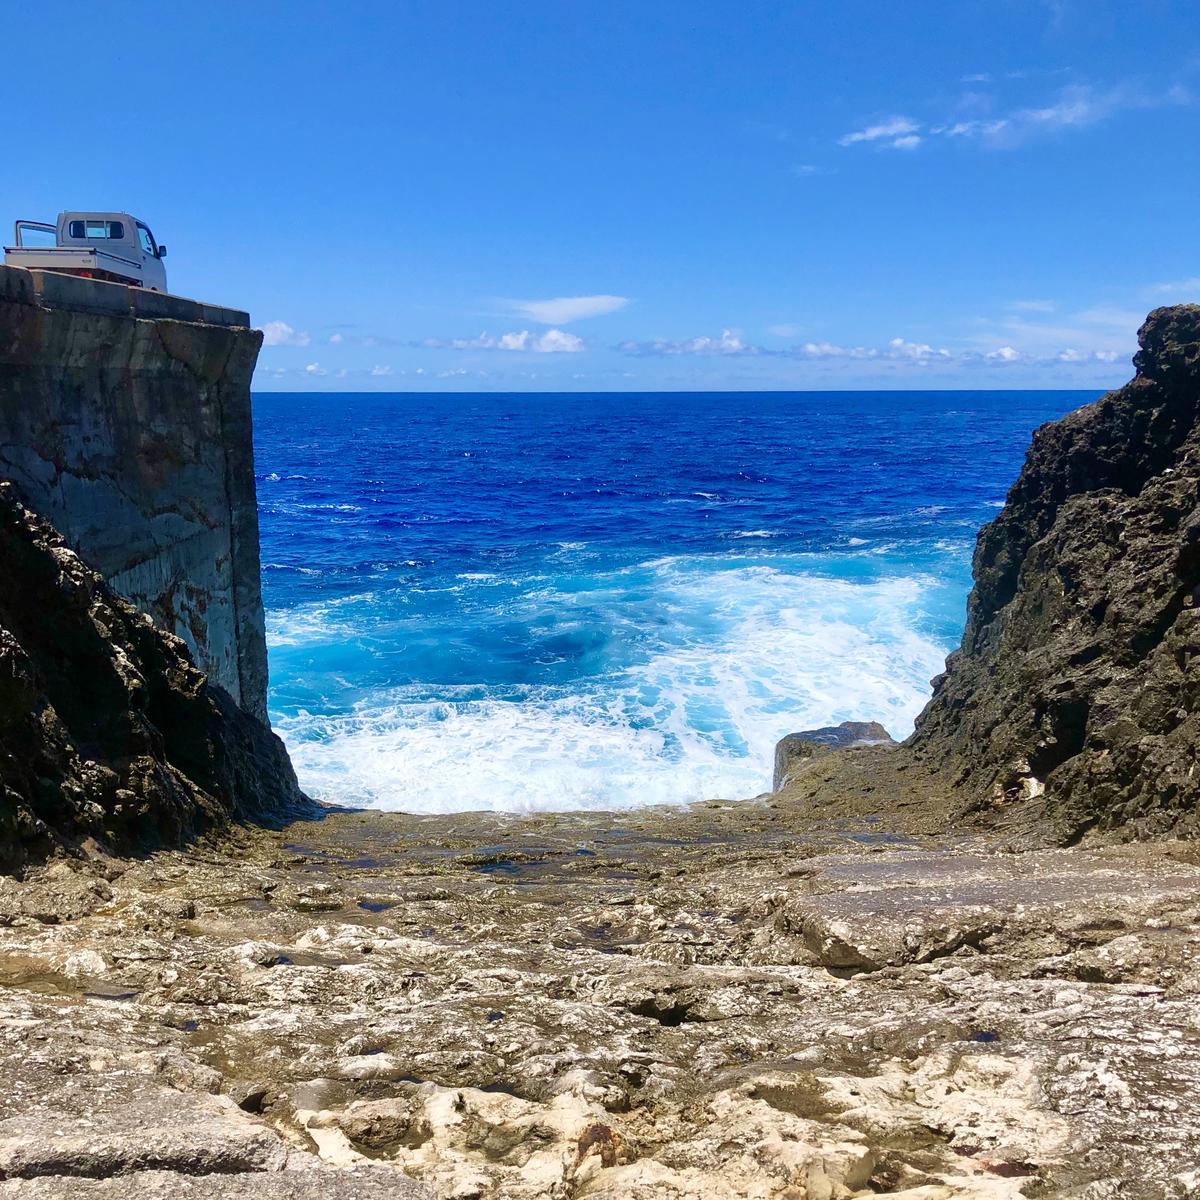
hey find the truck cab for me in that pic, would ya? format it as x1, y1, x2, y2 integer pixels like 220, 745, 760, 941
5, 211, 168, 291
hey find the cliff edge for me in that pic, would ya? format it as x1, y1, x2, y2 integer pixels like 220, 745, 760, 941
910, 304, 1200, 840
0, 482, 309, 871
0, 264, 268, 720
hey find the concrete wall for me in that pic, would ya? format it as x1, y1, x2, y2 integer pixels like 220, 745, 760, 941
0, 264, 269, 720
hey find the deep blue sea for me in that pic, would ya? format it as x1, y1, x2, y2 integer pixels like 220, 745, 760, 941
253, 390, 1090, 813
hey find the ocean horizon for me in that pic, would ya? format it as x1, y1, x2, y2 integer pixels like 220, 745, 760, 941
255, 388, 1096, 814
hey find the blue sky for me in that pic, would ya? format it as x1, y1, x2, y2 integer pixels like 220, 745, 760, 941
4, 1, 1198, 390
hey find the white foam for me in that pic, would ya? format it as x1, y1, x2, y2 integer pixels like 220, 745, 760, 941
270, 557, 953, 814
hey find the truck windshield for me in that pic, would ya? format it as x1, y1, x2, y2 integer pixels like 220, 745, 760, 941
137, 224, 157, 257
68, 220, 124, 240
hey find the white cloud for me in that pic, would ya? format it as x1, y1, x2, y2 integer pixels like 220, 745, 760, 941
501, 295, 628, 325
838, 116, 920, 145
329, 332, 344, 344
837, 116, 921, 149
1150, 276, 1200, 297
421, 329, 584, 353
304, 362, 326, 376
888, 337, 952, 361
618, 329, 758, 356
792, 164, 835, 178
1009, 299, 1057, 313
846, 81, 1192, 154
795, 341, 870, 359
370, 365, 393, 377
987, 346, 1021, 362
260, 320, 311, 347
534, 329, 586, 352
969, 83, 1190, 148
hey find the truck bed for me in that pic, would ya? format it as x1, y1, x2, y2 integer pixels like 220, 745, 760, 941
3, 245, 145, 286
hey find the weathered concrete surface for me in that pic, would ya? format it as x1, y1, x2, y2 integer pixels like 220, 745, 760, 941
0, 263, 267, 719
0, 805, 1196, 1198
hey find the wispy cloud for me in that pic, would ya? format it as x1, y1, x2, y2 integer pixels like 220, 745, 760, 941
260, 320, 311, 347
420, 329, 585, 353
617, 329, 759, 356
616, 327, 1128, 371
837, 116, 922, 149
1149, 276, 1200, 297
969, 299, 1140, 363
499, 295, 628, 325
326, 331, 396, 347
792, 164, 835, 178
841, 81, 1192, 154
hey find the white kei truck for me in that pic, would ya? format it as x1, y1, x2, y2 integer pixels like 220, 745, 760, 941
4, 212, 168, 291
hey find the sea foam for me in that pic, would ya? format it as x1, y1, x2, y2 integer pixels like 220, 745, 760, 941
268, 554, 954, 813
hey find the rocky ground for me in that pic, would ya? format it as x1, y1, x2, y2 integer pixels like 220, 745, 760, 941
0, 783, 1197, 1199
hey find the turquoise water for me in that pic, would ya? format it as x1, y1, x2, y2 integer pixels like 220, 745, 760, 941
253, 390, 1089, 812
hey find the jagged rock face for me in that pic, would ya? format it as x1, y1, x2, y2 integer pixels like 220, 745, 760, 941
911, 304, 1200, 840
0, 483, 310, 871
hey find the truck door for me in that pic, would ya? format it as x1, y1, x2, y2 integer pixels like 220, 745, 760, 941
136, 222, 167, 292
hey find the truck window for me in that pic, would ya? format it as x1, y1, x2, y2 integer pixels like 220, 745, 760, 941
68, 220, 124, 240
137, 224, 157, 257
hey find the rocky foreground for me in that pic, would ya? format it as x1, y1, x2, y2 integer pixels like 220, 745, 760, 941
0, 805, 1197, 1198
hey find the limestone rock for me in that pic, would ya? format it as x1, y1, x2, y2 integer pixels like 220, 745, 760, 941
0, 1168, 430, 1198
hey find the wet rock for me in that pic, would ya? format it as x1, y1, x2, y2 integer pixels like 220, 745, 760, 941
774, 721, 896, 790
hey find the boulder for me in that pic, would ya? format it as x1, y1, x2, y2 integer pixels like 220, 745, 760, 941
773, 721, 896, 790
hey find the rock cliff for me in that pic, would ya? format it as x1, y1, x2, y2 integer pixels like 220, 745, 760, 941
910, 304, 1200, 840
0, 265, 268, 720
0, 483, 309, 871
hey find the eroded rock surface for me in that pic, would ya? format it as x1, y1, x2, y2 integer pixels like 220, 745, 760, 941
910, 305, 1200, 841
774, 721, 897, 790
0, 484, 310, 870
0, 807, 1195, 1197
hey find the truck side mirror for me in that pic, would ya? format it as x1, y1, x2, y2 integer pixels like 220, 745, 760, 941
157, 244, 168, 258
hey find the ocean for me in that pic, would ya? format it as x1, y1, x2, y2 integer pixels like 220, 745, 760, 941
254, 389, 1090, 814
